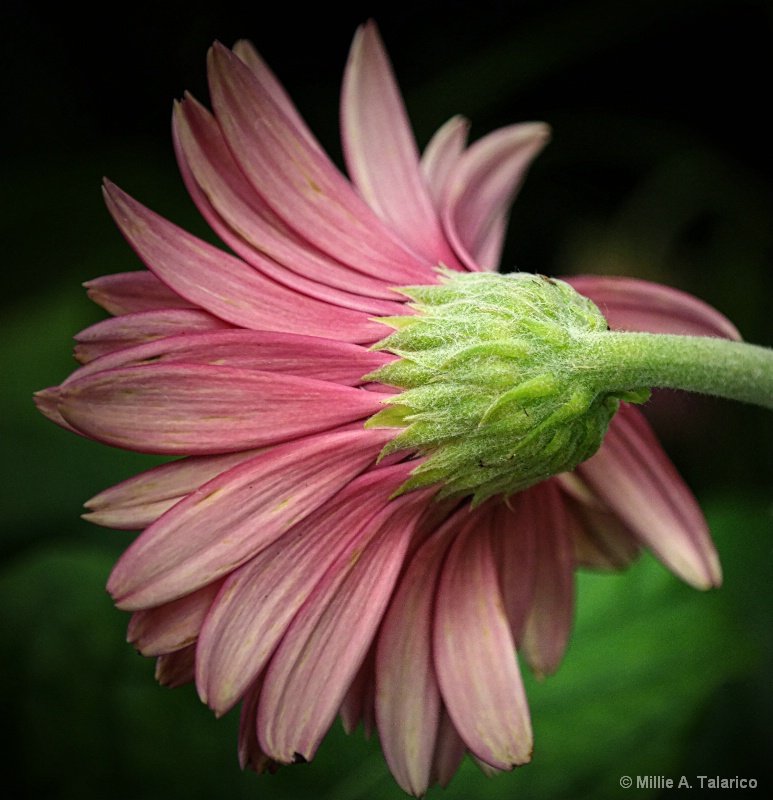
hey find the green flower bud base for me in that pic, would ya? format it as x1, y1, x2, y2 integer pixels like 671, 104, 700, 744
366, 270, 773, 506
366, 271, 648, 505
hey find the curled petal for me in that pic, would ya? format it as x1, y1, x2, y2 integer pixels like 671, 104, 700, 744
341, 22, 463, 269
107, 427, 393, 609
434, 502, 532, 770
442, 123, 551, 271
576, 404, 722, 589
57, 363, 386, 455
567, 276, 742, 340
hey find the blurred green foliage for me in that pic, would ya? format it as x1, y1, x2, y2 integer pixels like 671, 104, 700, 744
3, 0, 771, 798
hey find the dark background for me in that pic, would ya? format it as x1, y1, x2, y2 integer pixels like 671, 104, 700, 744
2, 1, 772, 798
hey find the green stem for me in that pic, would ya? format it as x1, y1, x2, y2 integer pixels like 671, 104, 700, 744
578, 332, 773, 410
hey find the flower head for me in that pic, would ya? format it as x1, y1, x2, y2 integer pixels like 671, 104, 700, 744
35, 21, 741, 796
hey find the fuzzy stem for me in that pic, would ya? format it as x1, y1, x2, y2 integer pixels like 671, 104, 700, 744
577, 332, 773, 410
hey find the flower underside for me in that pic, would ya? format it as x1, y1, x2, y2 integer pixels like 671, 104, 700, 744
31, 18, 741, 797
368, 270, 650, 504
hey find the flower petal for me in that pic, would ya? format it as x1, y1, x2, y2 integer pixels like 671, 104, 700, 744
174, 94, 407, 312
518, 482, 576, 678
567, 276, 742, 340
489, 501, 536, 644
375, 505, 466, 797
57, 363, 386, 455
339, 646, 376, 737
84, 449, 264, 530
434, 501, 532, 770
238, 676, 279, 774
85, 271, 193, 315
341, 22, 463, 269
66, 329, 396, 389
73, 309, 234, 364
442, 123, 551, 271
207, 42, 436, 284
231, 39, 320, 152
103, 181, 386, 343
127, 580, 224, 656
107, 427, 394, 609
155, 645, 196, 688
430, 707, 467, 789
576, 404, 722, 589
557, 473, 641, 570
195, 462, 415, 715
33, 387, 82, 435
421, 115, 470, 210
258, 487, 434, 763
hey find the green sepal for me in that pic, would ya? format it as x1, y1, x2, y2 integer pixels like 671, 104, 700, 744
364, 271, 647, 501
614, 386, 652, 404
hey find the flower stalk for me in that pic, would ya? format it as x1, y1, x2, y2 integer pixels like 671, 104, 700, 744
577, 331, 773, 410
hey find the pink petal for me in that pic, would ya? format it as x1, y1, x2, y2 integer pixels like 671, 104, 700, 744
85, 271, 193, 315
66, 329, 396, 389
375, 505, 467, 797
556, 474, 641, 570
258, 487, 435, 763
33, 387, 82, 435
195, 462, 415, 715
207, 42, 437, 285
57, 363, 386, 455
576, 404, 722, 589
489, 501, 536, 644
238, 676, 279, 774
567, 276, 742, 340
420, 115, 470, 210
107, 427, 394, 609
339, 646, 376, 737
434, 501, 532, 770
231, 40, 321, 153
341, 22, 463, 269
103, 181, 387, 344
73, 309, 234, 364
518, 482, 576, 678
84, 448, 264, 530
127, 580, 223, 656
442, 123, 551, 271
430, 707, 467, 789
155, 645, 196, 688
174, 95, 407, 312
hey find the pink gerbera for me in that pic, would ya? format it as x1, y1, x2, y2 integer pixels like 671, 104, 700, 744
35, 21, 741, 796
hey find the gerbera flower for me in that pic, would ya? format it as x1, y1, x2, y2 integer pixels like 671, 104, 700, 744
35, 21, 741, 796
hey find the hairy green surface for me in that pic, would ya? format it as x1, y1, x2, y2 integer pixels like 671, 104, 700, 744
367, 271, 645, 503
